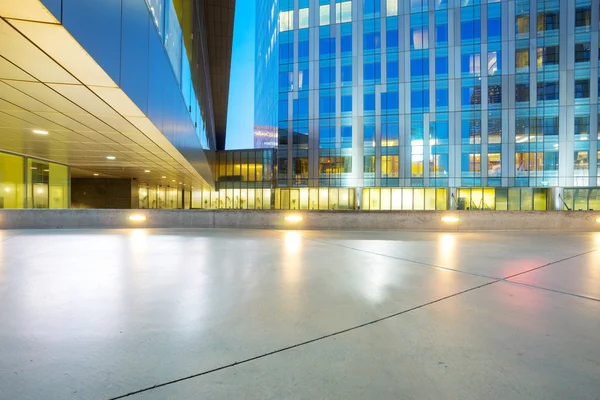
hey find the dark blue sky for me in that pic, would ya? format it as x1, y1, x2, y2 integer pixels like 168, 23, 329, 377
225, 1, 255, 150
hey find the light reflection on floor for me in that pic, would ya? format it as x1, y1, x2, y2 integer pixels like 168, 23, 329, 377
0, 228, 598, 400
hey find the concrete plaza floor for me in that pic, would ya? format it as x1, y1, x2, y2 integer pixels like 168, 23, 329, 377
0, 228, 599, 400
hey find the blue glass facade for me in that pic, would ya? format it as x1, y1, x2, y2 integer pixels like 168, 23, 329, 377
41, 0, 213, 153
254, 0, 280, 148
255, 0, 600, 210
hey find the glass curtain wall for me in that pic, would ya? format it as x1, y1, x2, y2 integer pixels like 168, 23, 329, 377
0, 151, 69, 209
144, 0, 210, 149
258, 0, 600, 210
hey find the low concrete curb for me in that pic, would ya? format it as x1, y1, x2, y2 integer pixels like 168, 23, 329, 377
0, 209, 599, 231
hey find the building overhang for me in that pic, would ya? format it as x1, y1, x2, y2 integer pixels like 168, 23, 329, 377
0, 0, 213, 188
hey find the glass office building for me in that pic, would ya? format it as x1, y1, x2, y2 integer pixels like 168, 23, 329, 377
254, 0, 600, 210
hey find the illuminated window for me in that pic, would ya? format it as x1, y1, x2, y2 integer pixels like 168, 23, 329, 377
386, 0, 398, 16
299, 8, 309, 29
336, 1, 352, 23
515, 15, 529, 36
411, 142, 424, 177
516, 49, 529, 70
574, 151, 589, 170
382, 156, 399, 177
320, 5, 330, 26
461, 154, 481, 174
279, 10, 293, 32
488, 153, 501, 177
516, 152, 543, 174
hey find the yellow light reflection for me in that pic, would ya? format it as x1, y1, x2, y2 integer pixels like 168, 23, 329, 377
282, 231, 303, 292
128, 215, 147, 222
594, 232, 600, 247
436, 234, 457, 268
285, 231, 302, 254
434, 234, 461, 307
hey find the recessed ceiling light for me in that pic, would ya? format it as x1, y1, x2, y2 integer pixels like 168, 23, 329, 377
43, 169, 49, 172
161, 176, 166, 179
31, 167, 37, 170
32, 129, 48, 135
106, 156, 116, 160
179, 182, 182, 184
144, 170, 151, 173
4, 188, 10, 193
172, 180, 176, 182
93, 173, 99, 176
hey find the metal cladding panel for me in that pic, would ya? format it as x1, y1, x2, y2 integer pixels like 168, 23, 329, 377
62, 0, 122, 84
40, 0, 62, 22
147, 24, 166, 135
121, 0, 150, 114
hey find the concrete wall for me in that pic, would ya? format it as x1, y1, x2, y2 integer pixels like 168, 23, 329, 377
71, 179, 137, 209
0, 210, 599, 231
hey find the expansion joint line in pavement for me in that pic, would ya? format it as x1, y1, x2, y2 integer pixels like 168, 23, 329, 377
306, 236, 599, 302
108, 279, 499, 400
108, 236, 598, 399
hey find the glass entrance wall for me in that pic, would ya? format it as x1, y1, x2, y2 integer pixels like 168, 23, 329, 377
0, 151, 69, 209
562, 188, 600, 211
192, 188, 273, 210
215, 149, 275, 188
276, 188, 355, 210
456, 188, 547, 211
0, 152, 25, 209
138, 184, 190, 209
362, 188, 448, 211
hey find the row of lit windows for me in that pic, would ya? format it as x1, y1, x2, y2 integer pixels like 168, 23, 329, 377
280, 150, 600, 178
280, 2, 352, 32
189, 186, 600, 211
279, 5, 593, 37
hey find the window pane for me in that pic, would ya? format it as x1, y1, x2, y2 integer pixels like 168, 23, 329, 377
320, 5, 330, 26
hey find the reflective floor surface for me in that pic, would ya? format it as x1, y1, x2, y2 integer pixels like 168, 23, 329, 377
0, 229, 599, 400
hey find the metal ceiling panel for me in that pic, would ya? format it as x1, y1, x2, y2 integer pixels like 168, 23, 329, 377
9, 18, 117, 88
0, 56, 34, 81
0, 19, 78, 84
0, 0, 59, 24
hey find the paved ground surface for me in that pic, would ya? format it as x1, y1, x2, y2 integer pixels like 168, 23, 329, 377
0, 228, 599, 400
